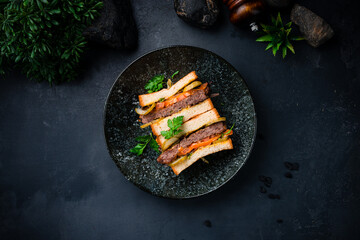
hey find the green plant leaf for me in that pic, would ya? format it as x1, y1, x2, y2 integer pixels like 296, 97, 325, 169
14, 55, 21, 63
286, 41, 295, 54
276, 12, 282, 27
260, 24, 277, 33
271, 16, 276, 25
256, 35, 273, 42
286, 28, 291, 36
260, 23, 268, 29
272, 47, 277, 56
282, 46, 287, 59
265, 42, 273, 51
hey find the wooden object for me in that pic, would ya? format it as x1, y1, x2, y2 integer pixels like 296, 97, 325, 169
223, 0, 265, 25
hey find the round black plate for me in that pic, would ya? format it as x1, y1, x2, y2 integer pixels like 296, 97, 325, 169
104, 46, 256, 199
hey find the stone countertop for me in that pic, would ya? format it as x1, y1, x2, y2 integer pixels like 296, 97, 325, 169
0, 0, 359, 239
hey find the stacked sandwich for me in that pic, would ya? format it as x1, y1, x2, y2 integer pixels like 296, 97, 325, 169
136, 71, 233, 175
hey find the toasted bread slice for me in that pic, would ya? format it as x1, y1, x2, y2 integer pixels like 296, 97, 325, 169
151, 99, 214, 137
170, 138, 233, 175
156, 108, 221, 151
139, 71, 198, 107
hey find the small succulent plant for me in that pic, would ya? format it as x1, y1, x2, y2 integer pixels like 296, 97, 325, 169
256, 13, 304, 58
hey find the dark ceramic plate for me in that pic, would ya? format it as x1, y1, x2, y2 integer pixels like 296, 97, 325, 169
104, 46, 256, 199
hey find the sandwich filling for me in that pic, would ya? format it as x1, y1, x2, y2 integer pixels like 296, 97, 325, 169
133, 71, 234, 175
169, 138, 233, 175
140, 83, 209, 124
157, 122, 233, 164
155, 83, 208, 110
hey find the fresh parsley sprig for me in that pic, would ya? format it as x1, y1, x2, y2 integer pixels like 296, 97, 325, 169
161, 116, 184, 139
144, 71, 179, 93
144, 75, 165, 93
130, 134, 159, 156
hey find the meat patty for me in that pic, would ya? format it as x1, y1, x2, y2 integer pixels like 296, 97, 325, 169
157, 122, 226, 164
140, 86, 209, 124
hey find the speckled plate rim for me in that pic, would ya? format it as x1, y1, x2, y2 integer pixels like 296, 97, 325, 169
103, 45, 257, 199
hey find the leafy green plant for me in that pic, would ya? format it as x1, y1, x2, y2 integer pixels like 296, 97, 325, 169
0, 0, 103, 84
161, 116, 184, 139
256, 13, 304, 58
129, 134, 159, 156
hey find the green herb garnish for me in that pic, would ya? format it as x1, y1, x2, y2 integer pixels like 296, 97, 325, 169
171, 71, 179, 79
130, 134, 159, 156
0, 0, 103, 84
144, 75, 165, 93
144, 72, 179, 93
222, 123, 235, 137
159, 98, 165, 102
161, 116, 184, 139
148, 136, 160, 153
256, 13, 304, 58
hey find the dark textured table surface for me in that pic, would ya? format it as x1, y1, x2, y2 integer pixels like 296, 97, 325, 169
1, 0, 359, 239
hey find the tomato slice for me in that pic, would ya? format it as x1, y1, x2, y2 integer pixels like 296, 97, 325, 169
155, 83, 208, 110
178, 134, 221, 156
177, 128, 233, 156
156, 91, 191, 110
223, 129, 233, 136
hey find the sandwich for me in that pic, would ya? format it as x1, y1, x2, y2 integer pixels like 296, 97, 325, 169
158, 122, 233, 175
134, 71, 233, 175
